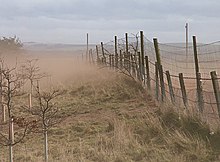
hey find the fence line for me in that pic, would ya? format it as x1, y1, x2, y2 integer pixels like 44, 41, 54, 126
86, 31, 220, 123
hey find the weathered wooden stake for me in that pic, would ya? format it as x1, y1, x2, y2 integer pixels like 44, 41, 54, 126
153, 38, 161, 65
179, 73, 188, 108
114, 36, 118, 69
101, 42, 106, 64
123, 52, 126, 70
155, 62, 159, 101
145, 56, 151, 90
138, 52, 142, 81
158, 64, 166, 102
115, 54, 118, 69
9, 117, 14, 162
193, 36, 199, 74
154, 38, 164, 101
140, 31, 145, 81
196, 72, 204, 112
166, 71, 175, 104
210, 71, 220, 118
29, 93, 32, 108
193, 36, 204, 113
125, 33, 129, 56
44, 129, 48, 162
86, 33, 89, 61
125, 33, 129, 71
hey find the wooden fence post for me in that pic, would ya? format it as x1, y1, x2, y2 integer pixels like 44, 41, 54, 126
158, 64, 166, 102
29, 93, 32, 108
153, 38, 161, 65
115, 53, 118, 69
9, 117, 14, 162
210, 71, 220, 118
101, 42, 106, 64
179, 73, 188, 109
193, 36, 199, 74
138, 52, 142, 81
134, 54, 138, 79
44, 129, 48, 162
154, 38, 165, 101
196, 72, 204, 112
155, 62, 159, 101
193, 36, 204, 113
166, 71, 175, 104
125, 33, 129, 71
128, 52, 132, 73
114, 36, 118, 69
86, 33, 89, 61
140, 31, 145, 81
123, 52, 126, 70
145, 56, 151, 90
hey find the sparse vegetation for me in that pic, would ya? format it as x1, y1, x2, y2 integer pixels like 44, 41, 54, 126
0, 62, 219, 161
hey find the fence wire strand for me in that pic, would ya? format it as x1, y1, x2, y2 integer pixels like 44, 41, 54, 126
89, 33, 220, 122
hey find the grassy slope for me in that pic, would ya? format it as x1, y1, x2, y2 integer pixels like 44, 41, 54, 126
1, 67, 220, 162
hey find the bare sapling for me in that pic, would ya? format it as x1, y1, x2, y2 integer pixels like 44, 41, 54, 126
0, 61, 33, 162
23, 81, 64, 162
20, 59, 47, 108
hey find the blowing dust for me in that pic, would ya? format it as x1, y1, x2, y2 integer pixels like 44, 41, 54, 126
1, 50, 115, 90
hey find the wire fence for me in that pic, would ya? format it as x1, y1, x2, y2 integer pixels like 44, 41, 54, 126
86, 31, 220, 124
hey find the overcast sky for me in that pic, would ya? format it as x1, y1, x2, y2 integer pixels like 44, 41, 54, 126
0, 0, 219, 44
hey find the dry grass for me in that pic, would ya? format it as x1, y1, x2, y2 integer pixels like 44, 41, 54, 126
0, 55, 220, 162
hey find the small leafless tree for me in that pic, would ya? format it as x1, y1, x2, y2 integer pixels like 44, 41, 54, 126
20, 59, 47, 94
0, 61, 32, 162
23, 82, 64, 162
20, 59, 47, 108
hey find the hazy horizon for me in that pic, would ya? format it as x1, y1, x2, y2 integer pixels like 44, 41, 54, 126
0, 0, 220, 44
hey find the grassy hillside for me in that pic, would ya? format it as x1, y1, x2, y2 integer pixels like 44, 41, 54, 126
1, 66, 220, 162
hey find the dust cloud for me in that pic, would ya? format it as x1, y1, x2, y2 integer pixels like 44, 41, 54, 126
0, 50, 114, 90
